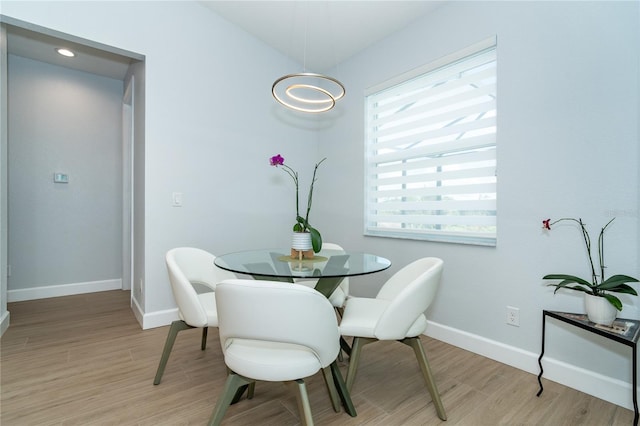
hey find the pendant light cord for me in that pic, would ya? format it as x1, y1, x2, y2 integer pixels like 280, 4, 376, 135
303, 0, 308, 72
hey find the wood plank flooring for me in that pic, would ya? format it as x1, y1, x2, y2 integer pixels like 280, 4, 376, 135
1, 290, 634, 425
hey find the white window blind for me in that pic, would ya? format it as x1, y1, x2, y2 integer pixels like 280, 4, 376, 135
365, 38, 497, 246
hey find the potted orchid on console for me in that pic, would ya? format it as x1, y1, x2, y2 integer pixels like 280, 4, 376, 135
541, 217, 638, 325
270, 154, 326, 255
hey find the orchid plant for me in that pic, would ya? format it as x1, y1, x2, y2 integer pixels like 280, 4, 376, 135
270, 154, 326, 253
541, 217, 638, 311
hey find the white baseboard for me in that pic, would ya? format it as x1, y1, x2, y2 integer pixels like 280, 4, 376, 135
0, 310, 10, 337
122, 293, 178, 330
142, 307, 179, 330
7, 279, 122, 302
131, 294, 144, 328
426, 320, 637, 411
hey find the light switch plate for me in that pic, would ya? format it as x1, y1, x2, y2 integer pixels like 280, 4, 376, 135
54, 173, 69, 183
172, 192, 183, 207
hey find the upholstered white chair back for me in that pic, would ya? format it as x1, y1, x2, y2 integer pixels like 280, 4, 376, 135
165, 247, 235, 328
374, 257, 444, 340
322, 242, 349, 297
216, 279, 340, 369
293, 242, 350, 308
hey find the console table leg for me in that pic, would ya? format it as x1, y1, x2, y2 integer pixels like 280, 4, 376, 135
536, 312, 547, 397
633, 344, 638, 426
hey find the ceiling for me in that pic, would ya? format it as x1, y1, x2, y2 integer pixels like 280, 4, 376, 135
201, 1, 444, 72
4, 1, 444, 80
5, 24, 135, 80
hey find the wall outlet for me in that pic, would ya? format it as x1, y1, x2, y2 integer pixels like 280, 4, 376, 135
507, 306, 520, 327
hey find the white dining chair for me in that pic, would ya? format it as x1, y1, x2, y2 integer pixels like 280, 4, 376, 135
339, 257, 447, 421
296, 242, 350, 310
208, 279, 343, 426
153, 247, 237, 385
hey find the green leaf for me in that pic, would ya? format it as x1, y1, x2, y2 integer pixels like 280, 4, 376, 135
598, 274, 639, 288
543, 274, 593, 287
548, 283, 592, 294
602, 293, 623, 311
597, 283, 638, 295
296, 215, 308, 228
309, 226, 322, 253
293, 223, 303, 232
597, 275, 639, 295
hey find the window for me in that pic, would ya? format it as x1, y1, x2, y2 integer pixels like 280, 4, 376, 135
365, 37, 497, 246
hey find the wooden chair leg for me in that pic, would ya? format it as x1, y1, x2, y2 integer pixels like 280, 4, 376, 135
345, 337, 375, 392
292, 379, 314, 426
321, 366, 341, 412
153, 320, 193, 385
403, 337, 447, 421
201, 327, 208, 350
209, 373, 254, 426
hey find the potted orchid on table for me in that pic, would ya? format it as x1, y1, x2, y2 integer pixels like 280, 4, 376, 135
270, 154, 326, 258
541, 217, 638, 325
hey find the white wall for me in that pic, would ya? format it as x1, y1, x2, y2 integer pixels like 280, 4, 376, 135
1, 0, 638, 412
125, 60, 146, 316
316, 0, 639, 410
7, 55, 123, 299
0, 0, 321, 320
0, 24, 9, 334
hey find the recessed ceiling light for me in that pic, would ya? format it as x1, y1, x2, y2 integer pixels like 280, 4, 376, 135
55, 48, 75, 58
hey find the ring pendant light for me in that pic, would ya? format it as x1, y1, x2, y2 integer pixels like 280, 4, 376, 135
272, 2, 345, 113
272, 73, 344, 113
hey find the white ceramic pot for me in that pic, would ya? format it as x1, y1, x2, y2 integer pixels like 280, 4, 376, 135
584, 293, 617, 326
291, 232, 312, 251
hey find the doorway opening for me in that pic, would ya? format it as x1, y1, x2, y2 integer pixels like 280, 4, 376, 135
0, 16, 145, 331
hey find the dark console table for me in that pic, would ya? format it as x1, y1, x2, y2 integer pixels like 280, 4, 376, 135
536, 310, 640, 425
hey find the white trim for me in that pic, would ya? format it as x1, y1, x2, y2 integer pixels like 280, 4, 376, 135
131, 293, 144, 328
142, 307, 179, 330
366, 35, 497, 95
425, 320, 637, 411
0, 310, 9, 336
7, 279, 122, 302
130, 293, 179, 330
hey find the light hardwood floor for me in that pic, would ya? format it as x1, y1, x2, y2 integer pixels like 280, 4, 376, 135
1, 290, 634, 425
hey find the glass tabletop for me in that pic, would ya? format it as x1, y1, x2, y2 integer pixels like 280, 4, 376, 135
214, 248, 391, 279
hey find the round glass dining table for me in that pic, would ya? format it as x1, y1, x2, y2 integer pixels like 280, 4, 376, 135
214, 247, 391, 299
213, 247, 391, 417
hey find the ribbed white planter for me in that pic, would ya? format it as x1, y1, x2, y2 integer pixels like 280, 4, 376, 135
584, 293, 617, 326
291, 232, 312, 251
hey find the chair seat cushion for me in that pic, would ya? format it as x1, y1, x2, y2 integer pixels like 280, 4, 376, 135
328, 287, 347, 308
224, 339, 322, 381
339, 297, 388, 338
198, 292, 219, 326
340, 297, 428, 339
179, 292, 218, 327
